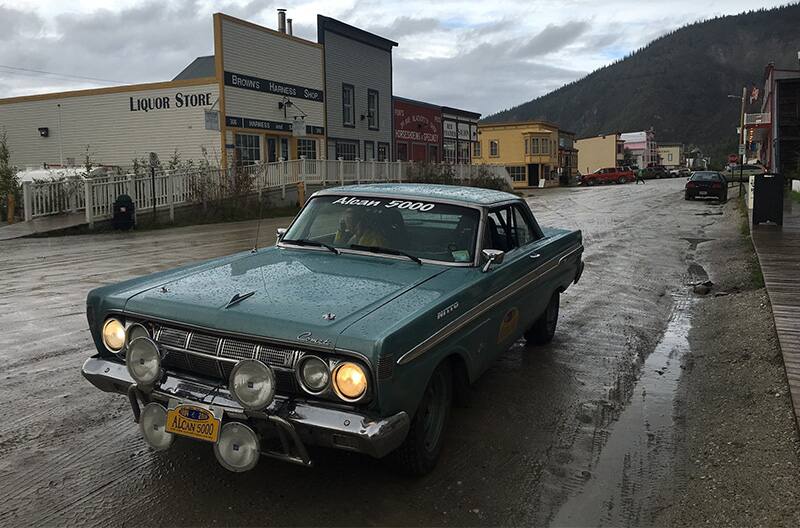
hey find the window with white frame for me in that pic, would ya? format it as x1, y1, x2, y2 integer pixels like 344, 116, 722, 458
506, 166, 526, 182
342, 84, 355, 127
235, 133, 260, 166
444, 139, 456, 163
297, 138, 317, 159
335, 141, 358, 160
367, 89, 379, 130
531, 138, 539, 154
489, 140, 499, 157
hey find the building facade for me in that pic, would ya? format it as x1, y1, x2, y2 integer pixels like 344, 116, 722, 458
753, 64, 800, 177
217, 13, 326, 167
657, 143, 684, 168
442, 107, 480, 164
474, 121, 566, 188
620, 129, 658, 168
393, 97, 442, 162
318, 16, 396, 162
558, 131, 578, 185
575, 133, 625, 175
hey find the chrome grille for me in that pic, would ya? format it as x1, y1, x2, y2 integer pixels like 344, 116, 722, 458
152, 324, 301, 394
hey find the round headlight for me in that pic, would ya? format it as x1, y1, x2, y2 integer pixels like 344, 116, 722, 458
102, 318, 126, 354
125, 323, 150, 348
126, 337, 162, 387
229, 359, 275, 410
333, 362, 368, 401
298, 356, 330, 393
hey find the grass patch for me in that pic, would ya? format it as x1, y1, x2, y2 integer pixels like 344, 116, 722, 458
736, 193, 765, 289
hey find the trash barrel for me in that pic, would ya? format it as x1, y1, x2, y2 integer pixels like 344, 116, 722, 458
112, 194, 135, 230
752, 173, 784, 226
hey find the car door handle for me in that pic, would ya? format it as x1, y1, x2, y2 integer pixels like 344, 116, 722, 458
529, 253, 541, 259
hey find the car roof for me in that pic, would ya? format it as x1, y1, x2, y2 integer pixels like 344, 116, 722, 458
314, 183, 520, 206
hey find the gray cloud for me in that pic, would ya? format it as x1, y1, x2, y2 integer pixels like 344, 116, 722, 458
514, 20, 591, 58
366, 17, 441, 39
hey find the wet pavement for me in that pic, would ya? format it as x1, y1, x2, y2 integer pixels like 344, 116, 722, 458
0, 179, 731, 526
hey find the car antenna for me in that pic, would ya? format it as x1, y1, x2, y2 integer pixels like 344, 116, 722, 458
251, 189, 266, 253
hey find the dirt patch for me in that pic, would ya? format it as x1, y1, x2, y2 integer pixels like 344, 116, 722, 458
655, 200, 800, 526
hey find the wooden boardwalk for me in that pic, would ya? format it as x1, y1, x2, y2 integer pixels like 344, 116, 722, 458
751, 198, 800, 424
0, 213, 87, 241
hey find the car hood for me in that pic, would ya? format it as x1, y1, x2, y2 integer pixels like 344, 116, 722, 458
123, 247, 446, 348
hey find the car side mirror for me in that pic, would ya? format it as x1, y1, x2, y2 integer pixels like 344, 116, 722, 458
481, 249, 505, 272
276, 227, 287, 243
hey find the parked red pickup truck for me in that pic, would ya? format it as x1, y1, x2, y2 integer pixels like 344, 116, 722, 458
581, 167, 635, 186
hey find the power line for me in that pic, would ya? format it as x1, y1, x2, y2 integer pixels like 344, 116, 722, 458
0, 64, 127, 85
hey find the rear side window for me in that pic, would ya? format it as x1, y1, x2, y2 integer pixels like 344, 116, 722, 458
484, 203, 543, 252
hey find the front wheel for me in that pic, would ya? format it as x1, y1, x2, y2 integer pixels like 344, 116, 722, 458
618, 176, 626, 184
389, 362, 452, 475
526, 292, 560, 345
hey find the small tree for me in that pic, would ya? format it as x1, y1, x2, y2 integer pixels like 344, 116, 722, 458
0, 129, 19, 223
622, 147, 636, 167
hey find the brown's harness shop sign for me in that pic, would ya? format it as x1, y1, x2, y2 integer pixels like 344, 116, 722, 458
224, 71, 324, 102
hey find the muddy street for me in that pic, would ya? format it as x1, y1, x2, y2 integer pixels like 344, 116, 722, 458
0, 179, 780, 526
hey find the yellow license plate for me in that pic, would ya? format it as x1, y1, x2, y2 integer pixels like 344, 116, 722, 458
166, 404, 221, 443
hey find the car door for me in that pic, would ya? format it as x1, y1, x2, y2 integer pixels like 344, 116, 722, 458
475, 202, 551, 369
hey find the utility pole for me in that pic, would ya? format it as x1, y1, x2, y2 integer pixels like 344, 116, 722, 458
57, 103, 64, 167
738, 86, 746, 195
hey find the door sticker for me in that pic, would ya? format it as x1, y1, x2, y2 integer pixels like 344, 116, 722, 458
498, 307, 519, 343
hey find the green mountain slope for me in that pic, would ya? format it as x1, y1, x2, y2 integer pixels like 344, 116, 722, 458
483, 4, 800, 162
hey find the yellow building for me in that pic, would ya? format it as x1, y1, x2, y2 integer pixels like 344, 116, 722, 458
473, 121, 573, 188
657, 143, 684, 168
575, 134, 625, 175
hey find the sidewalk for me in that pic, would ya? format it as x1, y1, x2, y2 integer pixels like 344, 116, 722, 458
0, 213, 86, 241
751, 197, 800, 425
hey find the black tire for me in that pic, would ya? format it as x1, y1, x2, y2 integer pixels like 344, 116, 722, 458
525, 291, 560, 345
586, 179, 595, 186
618, 176, 626, 184
389, 362, 452, 476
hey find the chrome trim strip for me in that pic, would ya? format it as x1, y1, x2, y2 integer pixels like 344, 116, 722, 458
396, 244, 583, 366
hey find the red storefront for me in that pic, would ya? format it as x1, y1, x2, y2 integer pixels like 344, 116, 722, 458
394, 96, 442, 162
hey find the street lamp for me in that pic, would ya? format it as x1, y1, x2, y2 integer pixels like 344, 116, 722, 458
728, 88, 747, 192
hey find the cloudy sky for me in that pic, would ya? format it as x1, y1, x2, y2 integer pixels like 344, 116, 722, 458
0, 0, 788, 115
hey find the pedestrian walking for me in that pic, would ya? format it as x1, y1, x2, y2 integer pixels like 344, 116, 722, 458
636, 168, 646, 184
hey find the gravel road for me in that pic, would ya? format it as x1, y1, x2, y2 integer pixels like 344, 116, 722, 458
1, 178, 797, 527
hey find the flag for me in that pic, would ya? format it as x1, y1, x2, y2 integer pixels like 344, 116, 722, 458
749, 86, 760, 104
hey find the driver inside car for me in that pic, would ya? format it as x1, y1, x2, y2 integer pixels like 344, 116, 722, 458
334, 207, 387, 247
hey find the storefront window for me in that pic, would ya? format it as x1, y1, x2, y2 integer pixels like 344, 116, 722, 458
458, 141, 470, 163
444, 139, 456, 163
235, 134, 260, 166
506, 166, 526, 183
428, 145, 439, 162
297, 138, 317, 159
377, 143, 389, 161
280, 137, 289, 160
396, 142, 408, 161
365, 141, 376, 161
336, 141, 358, 160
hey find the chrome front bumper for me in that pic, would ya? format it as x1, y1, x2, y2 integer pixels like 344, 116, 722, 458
81, 356, 409, 462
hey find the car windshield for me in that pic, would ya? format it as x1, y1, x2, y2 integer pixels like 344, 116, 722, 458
283, 195, 481, 263
690, 172, 721, 181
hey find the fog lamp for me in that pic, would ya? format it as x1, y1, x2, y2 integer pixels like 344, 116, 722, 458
126, 337, 162, 388
102, 318, 126, 354
332, 362, 367, 401
229, 360, 275, 410
298, 356, 330, 393
214, 422, 260, 472
125, 323, 150, 348
139, 402, 173, 451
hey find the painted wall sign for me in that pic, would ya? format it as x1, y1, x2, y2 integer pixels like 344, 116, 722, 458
226, 115, 323, 135
457, 123, 471, 140
394, 101, 441, 143
129, 92, 213, 112
443, 120, 457, 139
224, 71, 324, 102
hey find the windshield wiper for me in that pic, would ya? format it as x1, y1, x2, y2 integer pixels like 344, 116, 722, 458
282, 238, 339, 255
349, 244, 422, 265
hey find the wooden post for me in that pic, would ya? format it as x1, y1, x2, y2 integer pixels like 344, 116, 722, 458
168, 171, 175, 223
297, 181, 306, 206
127, 174, 137, 225
339, 157, 344, 185
84, 178, 94, 229
23, 181, 32, 222
397, 159, 402, 182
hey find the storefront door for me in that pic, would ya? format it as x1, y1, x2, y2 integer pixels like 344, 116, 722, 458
267, 137, 277, 162
527, 164, 540, 186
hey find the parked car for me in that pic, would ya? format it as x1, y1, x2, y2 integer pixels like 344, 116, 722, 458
582, 166, 635, 185
81, 184, 585, 475
669, 167, 691, 178
642, 165, 669, 179
727, 164, 765, 182
685, 171, 728, 201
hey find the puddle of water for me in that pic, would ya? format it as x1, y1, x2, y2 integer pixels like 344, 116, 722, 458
551, 292, 693, 527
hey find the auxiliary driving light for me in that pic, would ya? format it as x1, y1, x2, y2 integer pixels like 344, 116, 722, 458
214, 422, 260, 472
332, 362, 368, 402
298, 355, 330, 393
229, 359, 275, 410
139, 402, 174, 451
102, 318, 126, 354
126, 337, 163, 388
125, 323, 150, 348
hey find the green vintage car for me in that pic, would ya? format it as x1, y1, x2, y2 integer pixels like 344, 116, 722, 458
82, 184, 584, 474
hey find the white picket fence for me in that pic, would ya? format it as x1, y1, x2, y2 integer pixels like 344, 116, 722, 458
22, 159, 511, 227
